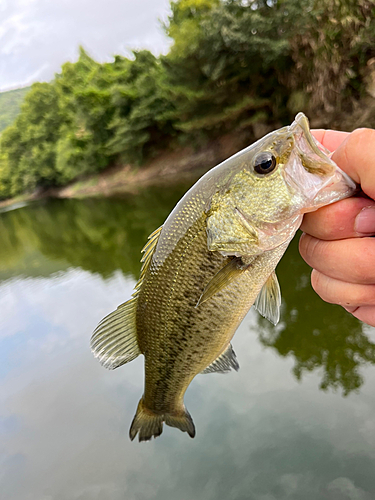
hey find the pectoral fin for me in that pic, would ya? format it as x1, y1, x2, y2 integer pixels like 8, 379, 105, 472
196, 257, 245, 307
201, 343, 239, 374
254, 271, 281, 325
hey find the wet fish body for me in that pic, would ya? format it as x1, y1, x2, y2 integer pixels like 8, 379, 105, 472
91, 113, 356, 441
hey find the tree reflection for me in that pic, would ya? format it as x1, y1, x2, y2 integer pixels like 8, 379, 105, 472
257, 236, 375, 395
0, 181, 191, 281
2, 187, 375, 396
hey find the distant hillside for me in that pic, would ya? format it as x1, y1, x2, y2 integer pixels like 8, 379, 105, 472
0, 87, 30, 133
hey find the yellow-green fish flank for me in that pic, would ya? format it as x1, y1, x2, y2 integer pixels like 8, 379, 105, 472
91, 113, 356, 442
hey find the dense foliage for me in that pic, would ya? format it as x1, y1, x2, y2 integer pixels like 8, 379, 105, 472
1, 0, 374, 200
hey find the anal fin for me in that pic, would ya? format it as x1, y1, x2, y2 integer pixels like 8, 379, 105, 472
202, 343, 239, 374
254, 271, 281, 325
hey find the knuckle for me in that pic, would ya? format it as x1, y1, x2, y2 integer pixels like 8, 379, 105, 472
299, 233, 326, 265
356, 286, 375, 306
310, 270, 331, 302
350, 127, 375, 143
345, 128, 375, 165
310, 269, 321, 292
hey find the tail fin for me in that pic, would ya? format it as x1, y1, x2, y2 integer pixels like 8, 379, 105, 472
129, 398, 196, 442
165, 410, 195, 438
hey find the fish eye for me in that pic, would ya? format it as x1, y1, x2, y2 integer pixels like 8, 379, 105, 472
253, 152, 277, 175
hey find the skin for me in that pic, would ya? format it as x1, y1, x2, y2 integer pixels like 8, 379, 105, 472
299, 128, 375, 327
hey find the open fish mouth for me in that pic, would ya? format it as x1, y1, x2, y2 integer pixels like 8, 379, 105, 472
292, 112, 354, 183
293, 112, 329, 159
283, 112, 357, 210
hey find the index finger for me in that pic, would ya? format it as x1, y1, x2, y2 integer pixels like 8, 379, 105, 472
311, 129, 350, 152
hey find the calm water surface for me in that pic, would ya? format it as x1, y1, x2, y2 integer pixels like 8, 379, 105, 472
1, 182, 375, 500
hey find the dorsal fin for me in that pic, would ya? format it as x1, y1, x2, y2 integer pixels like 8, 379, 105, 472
90, 226, 163, 369
137, 225, 163, 285
254, 271, 281, 325
201, 343, 239, 374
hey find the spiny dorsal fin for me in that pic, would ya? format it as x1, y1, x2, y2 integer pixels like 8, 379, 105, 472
254, 271, 281, 326
91, 298, 140, 369
91, 226, 163, 369
137, 226, 163, 284
201, 343, 239, 374
196, 257, 245, 307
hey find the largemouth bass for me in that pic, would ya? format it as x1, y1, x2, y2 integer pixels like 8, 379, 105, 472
91, 113, 356, 441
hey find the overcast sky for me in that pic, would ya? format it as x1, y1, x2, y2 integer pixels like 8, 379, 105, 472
0, 0, 172, 92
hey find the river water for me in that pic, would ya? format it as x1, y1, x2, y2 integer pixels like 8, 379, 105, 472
1, 182, 375, 500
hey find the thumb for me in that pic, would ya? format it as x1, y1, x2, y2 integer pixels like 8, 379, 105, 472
331, 128, 375, 200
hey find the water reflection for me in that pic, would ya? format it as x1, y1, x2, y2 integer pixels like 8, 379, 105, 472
1, 184, 375, 499
1, 186, 375, 396
258, 237, 375, 396
0, 184, 190, 281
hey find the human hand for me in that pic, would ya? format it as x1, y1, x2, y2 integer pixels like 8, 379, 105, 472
299, 127, 375, 327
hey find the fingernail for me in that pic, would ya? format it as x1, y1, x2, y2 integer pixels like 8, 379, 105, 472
355, 207, 375, 234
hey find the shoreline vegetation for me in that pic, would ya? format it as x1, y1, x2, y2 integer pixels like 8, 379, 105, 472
0, 0, 375, 206
0, 131, 244, 209
0, 128, 251, 208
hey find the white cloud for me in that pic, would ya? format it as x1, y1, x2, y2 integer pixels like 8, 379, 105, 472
2, 270, 375, 499
0, 280, 29, 340
327, 477, 372, 500
0, 0, 172, 91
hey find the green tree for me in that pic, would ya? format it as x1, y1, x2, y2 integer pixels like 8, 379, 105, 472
0, 82, 62, 197
285, 0, 375, 114
106, 51, 175, 164
54, 47, 116, 181
161, 0, 293, 141
1, 0, 375, 200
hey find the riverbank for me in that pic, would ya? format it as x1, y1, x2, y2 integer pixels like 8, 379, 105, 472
2, 93, 375, 212
0, 126, 259, 209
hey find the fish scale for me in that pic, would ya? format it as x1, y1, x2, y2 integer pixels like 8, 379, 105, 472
138, 215, 288, 414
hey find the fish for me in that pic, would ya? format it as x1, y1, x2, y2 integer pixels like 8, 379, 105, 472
91, 113, 356, 442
